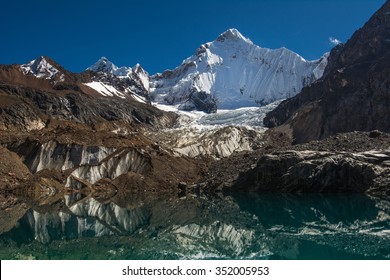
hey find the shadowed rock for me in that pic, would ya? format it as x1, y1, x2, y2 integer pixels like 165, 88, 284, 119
264, 1, 390, 143
231, 149, 390, 194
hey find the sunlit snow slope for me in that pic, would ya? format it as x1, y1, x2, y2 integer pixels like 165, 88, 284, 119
150, 28, 328, 112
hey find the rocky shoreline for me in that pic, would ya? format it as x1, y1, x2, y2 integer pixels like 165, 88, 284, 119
197, 130, 390, 194
1, 124, 390, 212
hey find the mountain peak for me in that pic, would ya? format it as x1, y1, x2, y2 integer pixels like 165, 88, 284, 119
20, 56, 63, 80
87, 57, 119, 74
216, 28, 253, 44
132, 63, 148, 75
150, 28, 327, 112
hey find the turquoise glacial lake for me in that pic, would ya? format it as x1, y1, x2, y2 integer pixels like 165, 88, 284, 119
0, 193, 389, 260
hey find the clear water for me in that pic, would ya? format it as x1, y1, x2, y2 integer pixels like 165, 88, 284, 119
0, 192, 389, 260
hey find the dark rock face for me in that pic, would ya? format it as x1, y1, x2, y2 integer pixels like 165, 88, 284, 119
231, 150, 390, 194
264, 1, 390, 143
187, 91, 217, 113
0, 82, 176, 131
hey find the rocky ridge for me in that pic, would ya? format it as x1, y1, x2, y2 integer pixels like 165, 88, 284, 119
264, 0, 390, 143
0, 69, 176, 132
200, 131, 390, 194
147, 125, 267, 158
85, 57, 150, 100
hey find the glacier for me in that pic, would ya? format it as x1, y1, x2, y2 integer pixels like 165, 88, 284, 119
146, 101, 281, 158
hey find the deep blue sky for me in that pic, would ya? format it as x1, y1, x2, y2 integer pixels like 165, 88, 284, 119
0, 0, 386, 74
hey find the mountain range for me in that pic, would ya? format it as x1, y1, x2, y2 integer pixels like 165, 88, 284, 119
0, 55, 174, 132
2, 28, 328, 116
88, 28, 328, 113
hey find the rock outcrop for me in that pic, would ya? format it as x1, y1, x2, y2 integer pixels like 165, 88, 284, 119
2, 128, 205, 195
0, 82, 176, 132
231, 149, 390, 194
0, 147, 31, 192
194, 131, 390, 194
9, 140, 116, 173
148, 126, 266, 158
264, 1, 390, 143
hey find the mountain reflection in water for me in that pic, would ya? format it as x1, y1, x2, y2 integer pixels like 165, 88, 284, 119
0, 192, 389, 260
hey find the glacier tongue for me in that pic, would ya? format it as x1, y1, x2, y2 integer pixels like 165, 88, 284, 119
148, 101, 281, 158
150, 28, 328, 112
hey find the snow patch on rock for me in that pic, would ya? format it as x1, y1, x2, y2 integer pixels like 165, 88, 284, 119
20, 56, 61, 80
84, 81, 126, 98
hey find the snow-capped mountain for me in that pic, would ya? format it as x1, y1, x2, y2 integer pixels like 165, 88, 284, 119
16, 29, 328, 113
17, 56, 150, 103
87, 56, 131, 77
20, 56, 65, 82
150, 28, 328, 112
85, 57, 150, 101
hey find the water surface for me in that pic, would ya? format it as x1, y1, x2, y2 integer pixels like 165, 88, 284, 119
0, 192, 389, 260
